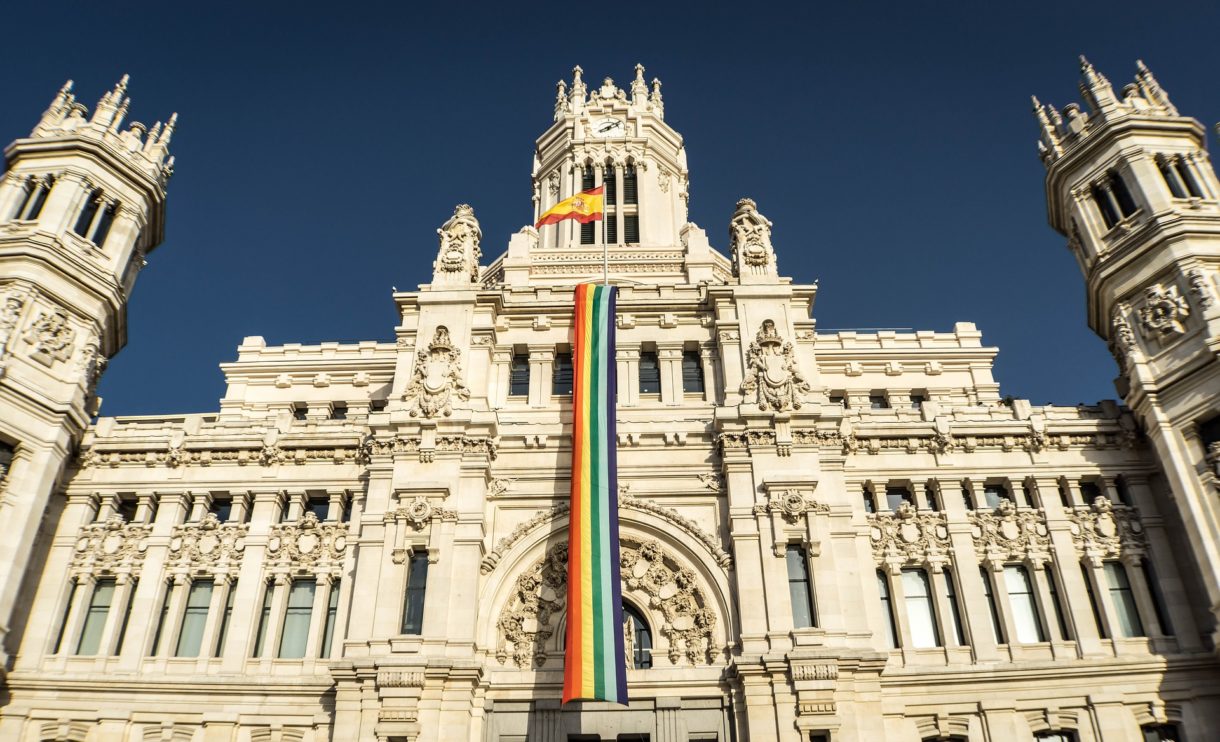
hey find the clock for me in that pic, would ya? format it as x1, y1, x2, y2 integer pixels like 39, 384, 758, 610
593, 117, 625, 138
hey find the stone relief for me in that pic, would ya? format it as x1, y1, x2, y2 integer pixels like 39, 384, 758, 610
1137, 283, 1190, 337
1186, 268, 1215, 309
23, 308, 75, 366
74, 330, 107, 391
390, 495, 455, 529
869, 503, 951, 572
167, 513, 247, 567
265, 512, 347, 568
753, 489, 829, 524
402, 326, 471, 418
496, 538, 717, 669
72, 516, 151, 573
968, 499, 1051, 567
1068, 497, 1147, 565
0, 288, 25, 360
434, 204, 482, 283
739, 320, 811, 412
728, 198, 774, 272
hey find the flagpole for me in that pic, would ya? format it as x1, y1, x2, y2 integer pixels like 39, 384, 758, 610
602, 177, 609, 285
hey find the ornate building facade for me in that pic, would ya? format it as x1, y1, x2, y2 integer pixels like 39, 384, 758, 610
0, 61, 1217, 741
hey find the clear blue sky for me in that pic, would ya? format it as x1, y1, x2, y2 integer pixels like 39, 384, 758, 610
3, 2, 1218, 415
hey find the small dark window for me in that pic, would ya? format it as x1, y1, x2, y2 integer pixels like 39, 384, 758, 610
402, 551, 429, 634
910, 392, 926, 409
292, 403, 308, 421
580, 167, 596, 245
1115, 476, 1133, 506
681, 351, 704, 394
1142, 723, 1183, 742
868, 394, 889, 410
604, 164, 617, 205
341, 496, 353, 523
1035, 734, 1077, 742
1109, 170, 1139, 217
638, 351, 661, 394
624, 214, 639, 244
1175, 160, 1203, 197
980, 567, 1006, 644
214, 581, 235, 657
877, 570, 898, 648
307, 496, 330, 521
1045, 566, 1072, 640
829, 394, 846, 408
209, 497, 232, 522
115, 497, 138, 523
252, 582, 274, 656
1141, 560, 1173, 636
786, 544, 817, 628
982, 484, 1009, 508
862, 486, 877, 514
509, 353, 530, 397
20, 175, 53, 220
885, 487, 912, 512
369, 399, 387, 412
624, 165, 638, 204
1078, 480, 1103, 504
1058, 480, 1072, 508
73, 189, 103, 237
330, 403, 347, 420
92, 202, 117, 246
923, 485, 940, 512
961, 485, 975, 511
943, 570, 966, 645
552, 352, 573, 395
1198, 415, 1220, 456
1158, 158, 1188, 198
1081, 563, 1108, 639
1019, 483, 1034, 508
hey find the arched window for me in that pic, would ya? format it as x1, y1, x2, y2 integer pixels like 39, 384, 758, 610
580, 165, 595, 245
623, 603, 652, 669
604, 160, 618, 244
14, 175, 54, 220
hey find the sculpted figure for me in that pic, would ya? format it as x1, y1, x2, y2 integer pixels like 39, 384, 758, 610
739, 320, 811, 411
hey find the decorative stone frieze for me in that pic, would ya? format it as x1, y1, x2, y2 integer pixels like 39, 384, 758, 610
496, 538, 717, 668
79, 443, 364, 469
72, 516, 151, 573
377, 670, 426, 688
1137, 282, 1190, 337
390, 496, 457, 530
968, 500, 1051, 567
739, 320, 811, 412
23, 307, 75, 366
265, 512, 348, 568
753, 489, 829, 524
402, 326, 471, 418
1067, 497, 1147, 565
869, 503, 952, 573
167, 513, 247, 568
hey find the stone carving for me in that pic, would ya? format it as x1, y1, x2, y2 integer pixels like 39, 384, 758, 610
402, 496, 433, 528
926, 430, 955, 454
0, 289, 25, 359
496, 538, 717, 668
968, 500, 1051, 567
434, 204, 482, 283
377, 670, 425, 688
265, 512, 347, 567
698, 472, 723, 492
486, 477, 516, 499
869, 503, 951, 572
739, 320, 811, 411
1137, 283, 1190, 337
402, 326, 470, 418
481, 503, 569, 574
24, 308, 75, 365
74, 331, 107, 390
1068, 497, 1147, 564
1186, 268, 1215, 309
167, 514, 247, 567
728, 198, 774, 272
72, 516, 151, 572
754, 490, 829, 524
791, 662, 838, 681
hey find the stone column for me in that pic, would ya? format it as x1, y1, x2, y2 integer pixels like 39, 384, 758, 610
197, 573, 233, 662
528, 345, 553, 408
655, 697, 687, 742
57, 575, 93, 656
260, 573, 291, 659
97, 572, 135, 656
657, 344, 683, 405
156, 573, 191, 656
0, 171, 27, 218
304, 573, 333, 658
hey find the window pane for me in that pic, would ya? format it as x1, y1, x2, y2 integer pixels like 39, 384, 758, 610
115, 578, 137, 655
624, 214, 639, 244
116, 498, 138, 523
902, 569, 940, 648
681, 351, 704, 394
1004, 565, 1045, 643
76, 579, 116, 655
509, 354, 530, 396
885, 487, 911, 512
623, 166, 638, 204
624, 603, 652, 669
604, 165, 617, 204
980, 567, 1005, 643
402, 552, 430, 634
215, 581, 236, 657
553, 353, 573, 395
638, 352, 661, 394
943, 571, 965, 645
321, 581, 340, 658
1110, 171, 1138, 216
253, 583, 274, 656
151, 584, 172, 655
868, 394, 889, 409
877, 571, 898, 648
1082, 563, 1108, 639
278, 580, 317, 658
307, 497, 330, 520
983, 485, 1009, 508
1142, 724, 1182, 742
73, 190, 101, 236
1159, 160, 1187, 197
1104, 562, 1144, 637
1141, 560, 1173, 636
1045, 567, 1071, 640
209, 498, 232, 522
786, 545, 815, 629
175, 580, 214, 657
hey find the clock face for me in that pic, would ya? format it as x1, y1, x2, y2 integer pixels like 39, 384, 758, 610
593, 117, 625, 138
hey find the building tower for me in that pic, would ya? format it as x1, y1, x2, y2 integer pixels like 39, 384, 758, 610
0, 77, 175, 664
1036, 58, 1220, 639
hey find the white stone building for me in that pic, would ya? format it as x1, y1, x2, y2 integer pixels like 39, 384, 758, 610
0, 61, 1217, 741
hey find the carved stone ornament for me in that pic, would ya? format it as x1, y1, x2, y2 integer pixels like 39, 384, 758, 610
402, 326, 471, 418
1186, 268, 1215, 309
1067, 497, 1147, 565
496, 538, 717, 668
754, 490, 829, 524
1137, 283, 1190, 337
739, 320, 812, 412
265, 512, 347, 567
728, 198, 774, 273
0, 288, 26, 360
968, 500, 1051, 567
434, 204, 482, 283
869, 503, 951, 572
74, 331, 107, 391
72, 516, 151, 572
23, 308, 75, 366
167, 514, 247, 567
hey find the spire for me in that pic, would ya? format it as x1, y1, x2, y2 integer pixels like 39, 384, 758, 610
554, 80, 569, 121
92, 73, 131, 128
631, 63, 648, 106
649, 77, 664, 119
1078, 55, 1118, 113
34, 80, 76, 133
1135, 59, 1178, 115
570, 65, 587, 106
1032, 95, 1062, 162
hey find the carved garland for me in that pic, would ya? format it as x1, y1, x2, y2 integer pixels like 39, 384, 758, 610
72, 516, 151, 573
496, 538, 717, 668
1067, 497, 1147, 565
869, 503, 952, 573
166, 513, 247, 568
265, 512, 348, 568
968, 500, 1051, 567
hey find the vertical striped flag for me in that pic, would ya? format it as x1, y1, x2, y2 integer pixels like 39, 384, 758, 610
563, 283, 628, 704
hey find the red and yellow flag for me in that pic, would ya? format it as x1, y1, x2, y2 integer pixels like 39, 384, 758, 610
536, 186, 604, 228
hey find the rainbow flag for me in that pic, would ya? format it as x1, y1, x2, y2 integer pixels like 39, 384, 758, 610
563, 283, 627, 704
536, 186, 605, 228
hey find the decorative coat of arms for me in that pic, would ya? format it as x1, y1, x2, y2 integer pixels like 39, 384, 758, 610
24, 308, 75, 366
739, 320, 811, 411
402, 326, 470, 418
1137, 283, 1190, 337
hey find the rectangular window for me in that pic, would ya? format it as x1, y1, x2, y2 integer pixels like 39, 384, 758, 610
1082, 563, 1108, 639
1078, 480, 1102, 504
1104, 561, 1145, 637
321, 580, 341, 658
509, 353, 530, 397
175, 579, 214, 657
983, 484, 1009, 509
604, 165, 617, 205
828, 394, 846, 408
76, 578, 116, 655
1004, 565, 1045, 643
292, 403, 308, 421
369, 399, 387, 412
862, 486, 877, 514
943, 570, 966, 645
214, 581, 236, 657
1092, 183, 1121, 229
1058, 481, 1072, 508
1175, 159, 1202, 197
307, 496, 330, 521
638, 351, 661, 394
1115, 476, 1133, 506
681, 351, 704, 394
1158, 158, 1188, 198
923, 485, 940, 512
980, 567, 1005, 644
278, 580, 317, 659
910, 392, 926, 409
877, 571, 898, 648
623, 165, 638, 204
1109, 170, 1139, 216
73, 189, 102, 237
209, 497, 232, 522
253, 582, 274, 656
115, 497, 138, 523
1142, 723, 1183, 742
885, 487, 912, 512
624, 214, 639, 244
902, 569, 941, 648
330, 402, 347, 420
553, 352, 574, 395
786, 545, 816, 629
961, 485, 975, 511
114, 578, 136, 654
92, 202, 117, 246
151, 583, 172, 655
868, 394, 889, 410
402, 551, 430, 634
1045, 566, 1072, 640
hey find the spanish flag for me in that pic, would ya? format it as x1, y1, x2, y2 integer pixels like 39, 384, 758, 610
536, 186, 604, 228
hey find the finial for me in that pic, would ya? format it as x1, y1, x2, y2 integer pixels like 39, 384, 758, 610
1077, 54, 1117, 112
649, 77, 664, 118
631, 63, 648, 105
1133, 58, 1176, 114
572, 65, 584, 86
59, 80, 74, 96
159, 112, 177, 145
554, 80, 569, 121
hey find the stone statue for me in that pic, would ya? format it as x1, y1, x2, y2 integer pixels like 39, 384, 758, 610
729, 198, 776, 280
402, 326, 471, 418
433, 204, 482, 285
739, 320, 811, 411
